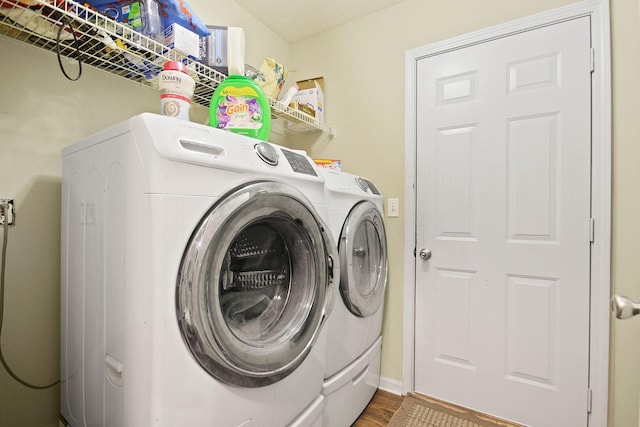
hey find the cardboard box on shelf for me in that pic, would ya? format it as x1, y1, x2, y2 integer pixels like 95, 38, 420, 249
164, 23, 200, 59
292, 77, 324, 123
313, 159, 341, 170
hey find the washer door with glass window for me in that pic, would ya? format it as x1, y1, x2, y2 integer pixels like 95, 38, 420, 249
176, 181, 337, 387
339, 201, 387, 317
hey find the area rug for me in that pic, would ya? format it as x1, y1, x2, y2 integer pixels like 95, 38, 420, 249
387, 394, 517, 427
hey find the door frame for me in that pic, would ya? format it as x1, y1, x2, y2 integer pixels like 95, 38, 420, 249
402, 1, 611, 425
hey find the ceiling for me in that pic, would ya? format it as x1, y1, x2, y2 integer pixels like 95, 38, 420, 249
233, 0, 407, 43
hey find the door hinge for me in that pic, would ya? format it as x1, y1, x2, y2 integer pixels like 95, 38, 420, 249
413, 247, 416, 257
587, 388, 593, 413
590, 48, 595, 73
589, 218, 595, 243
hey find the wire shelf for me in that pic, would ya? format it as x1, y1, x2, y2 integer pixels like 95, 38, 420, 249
0, 0, 332, 135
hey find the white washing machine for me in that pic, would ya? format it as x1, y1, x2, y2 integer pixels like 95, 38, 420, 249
318, 169, 388, 427
60, 113, 339, 427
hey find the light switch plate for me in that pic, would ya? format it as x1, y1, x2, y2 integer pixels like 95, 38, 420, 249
388, 198, 399, 218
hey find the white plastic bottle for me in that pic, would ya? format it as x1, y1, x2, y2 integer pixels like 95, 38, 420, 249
158, 61, 195, 121
141, 0, 162, 41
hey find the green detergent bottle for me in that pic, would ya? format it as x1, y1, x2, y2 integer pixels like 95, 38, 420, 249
209, 75, 271, 141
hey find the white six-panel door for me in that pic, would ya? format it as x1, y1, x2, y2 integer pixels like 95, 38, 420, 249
414, 16, 592, 426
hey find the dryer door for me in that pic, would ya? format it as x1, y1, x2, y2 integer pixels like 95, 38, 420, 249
177, 181, 338, 387
339, 201, 388, 317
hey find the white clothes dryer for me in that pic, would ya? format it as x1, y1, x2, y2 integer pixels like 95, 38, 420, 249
60, 113, 339, 427
318, 169, 388, 427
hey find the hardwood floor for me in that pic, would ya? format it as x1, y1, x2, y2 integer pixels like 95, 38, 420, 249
352, 389, 404, 426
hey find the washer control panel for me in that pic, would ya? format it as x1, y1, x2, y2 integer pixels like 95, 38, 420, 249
254, 142, 318, 177
281, 149, 318, 176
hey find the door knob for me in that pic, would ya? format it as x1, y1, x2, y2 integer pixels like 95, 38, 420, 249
611, 295, 640, 320
419, 248, 432, 260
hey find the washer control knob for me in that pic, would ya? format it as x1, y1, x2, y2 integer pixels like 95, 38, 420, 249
255, 142, 279, 165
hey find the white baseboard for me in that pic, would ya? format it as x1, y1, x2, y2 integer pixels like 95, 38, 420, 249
378, 376, 403, 396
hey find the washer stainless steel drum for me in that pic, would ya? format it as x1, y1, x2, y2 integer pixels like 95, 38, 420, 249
177, 181, 335, 387
60, 114, 338, 427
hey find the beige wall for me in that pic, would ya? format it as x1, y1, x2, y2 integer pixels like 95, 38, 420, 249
610, 0, 640, 425
1, 0, 638, 426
